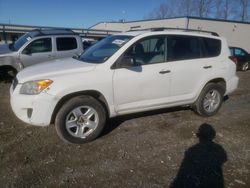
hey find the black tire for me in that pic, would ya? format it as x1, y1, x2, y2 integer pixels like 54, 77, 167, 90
194, 83, 224, 117
241, 62, 249, 72
55, 96, 106, 144
0, 67, 17, 82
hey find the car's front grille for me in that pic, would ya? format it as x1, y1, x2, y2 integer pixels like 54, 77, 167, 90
12, 77, 18, 91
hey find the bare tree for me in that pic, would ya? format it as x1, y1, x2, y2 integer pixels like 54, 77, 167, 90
157, 3, 173, 18
145, 0, 250, 22
238, 0, 249, 21
193, 0, 215, 18
224, 0, 230, 19
177, 0, 195, 16
145, 0, 183, 19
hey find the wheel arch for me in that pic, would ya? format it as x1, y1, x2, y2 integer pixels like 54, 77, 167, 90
195, 77, 226, 102
0, 65, 17, 72
206, 78, 226, 93
50, 90, 110, 124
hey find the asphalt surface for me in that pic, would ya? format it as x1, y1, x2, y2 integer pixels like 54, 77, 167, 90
0, 71, 250, 188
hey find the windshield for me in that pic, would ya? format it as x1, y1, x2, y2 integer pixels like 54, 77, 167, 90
79, 35, 132, 63
12, 33, 32, 51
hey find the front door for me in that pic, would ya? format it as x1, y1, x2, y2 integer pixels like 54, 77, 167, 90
19, 37, 55, 67
113, 36, 171, 114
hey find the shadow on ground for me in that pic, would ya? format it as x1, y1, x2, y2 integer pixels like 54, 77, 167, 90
101, 106, 190, 137
170, 123, 227, 188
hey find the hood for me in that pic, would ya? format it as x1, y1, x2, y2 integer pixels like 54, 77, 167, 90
0, 44, 12, 55
17, 57, 96, 83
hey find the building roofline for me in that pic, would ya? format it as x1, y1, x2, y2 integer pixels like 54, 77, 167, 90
89, 16, 250, 28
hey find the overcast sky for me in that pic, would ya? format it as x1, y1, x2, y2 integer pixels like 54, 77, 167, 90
0, 0, 167, 28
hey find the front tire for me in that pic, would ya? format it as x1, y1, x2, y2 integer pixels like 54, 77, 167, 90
0, 67, 17, 82
194, 83, 224, 117
55, 96, 106, 144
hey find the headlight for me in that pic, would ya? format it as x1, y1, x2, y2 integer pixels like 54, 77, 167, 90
20, 79, 53, 95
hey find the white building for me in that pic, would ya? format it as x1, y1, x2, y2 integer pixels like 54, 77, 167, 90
90, 16, 250, 52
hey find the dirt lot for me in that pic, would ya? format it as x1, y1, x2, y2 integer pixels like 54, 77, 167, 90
0, 72, 250, 188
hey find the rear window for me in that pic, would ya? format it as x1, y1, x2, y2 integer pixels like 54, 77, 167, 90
203, 38, 221, 57
56, 37, 77, 51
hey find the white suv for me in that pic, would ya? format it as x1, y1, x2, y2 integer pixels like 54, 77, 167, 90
10, 29, 239, 144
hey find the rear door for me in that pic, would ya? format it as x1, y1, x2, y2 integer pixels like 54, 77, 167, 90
166, 35, 222, 102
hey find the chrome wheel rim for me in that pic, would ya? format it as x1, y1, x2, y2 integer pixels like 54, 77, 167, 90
242, 63, 249, 71
203, 89, 221, 113
65, 106, 99, 138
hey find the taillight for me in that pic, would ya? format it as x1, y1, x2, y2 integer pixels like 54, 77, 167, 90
229, 56, 238, 64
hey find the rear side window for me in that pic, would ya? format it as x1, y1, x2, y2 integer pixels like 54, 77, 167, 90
203, 38, 221, 57
56, 37, 77, 51
167, 35, 202, 61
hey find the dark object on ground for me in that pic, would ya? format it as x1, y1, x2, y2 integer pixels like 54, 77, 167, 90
171, 123, 227, 188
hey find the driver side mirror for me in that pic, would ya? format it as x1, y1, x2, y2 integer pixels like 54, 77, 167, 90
118, 56, 137, 68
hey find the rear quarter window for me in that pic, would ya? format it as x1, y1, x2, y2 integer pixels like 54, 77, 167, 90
203, 38, 221, 57
56, 37, 77, 51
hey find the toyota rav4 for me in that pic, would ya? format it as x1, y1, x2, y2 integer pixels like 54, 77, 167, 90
10, 29, 239, 144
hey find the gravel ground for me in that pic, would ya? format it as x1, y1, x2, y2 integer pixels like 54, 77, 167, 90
0, 71, 249, 188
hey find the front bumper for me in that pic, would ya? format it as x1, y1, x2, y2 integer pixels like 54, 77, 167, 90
10, 84, 58, 126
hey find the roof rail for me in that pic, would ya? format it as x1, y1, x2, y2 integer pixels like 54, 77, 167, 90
128, 27, 219, 36
31, 28, 76, 36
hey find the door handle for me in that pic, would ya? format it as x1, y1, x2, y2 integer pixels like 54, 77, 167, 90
159, 70, 171, 74
48, 55, 55, 58
203, 65, 212, 69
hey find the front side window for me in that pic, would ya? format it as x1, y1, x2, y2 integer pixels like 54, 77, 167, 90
123, 36, 166, 65
24, 38, 52, 54
56, 37, 77, 51
79, 35, 132, 64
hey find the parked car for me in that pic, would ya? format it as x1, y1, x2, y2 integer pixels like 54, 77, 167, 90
0, 29, 83, 77
229, 46, 250, 71
10, 29, 238, 144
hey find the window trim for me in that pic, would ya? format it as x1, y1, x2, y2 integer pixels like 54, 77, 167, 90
112, 34, 222, 69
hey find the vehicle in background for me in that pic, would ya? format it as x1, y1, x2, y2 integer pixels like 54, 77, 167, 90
229, 46, 250, 71
0, 29, 83, 78
10, 28, 238, 144
82, 38, 98, 50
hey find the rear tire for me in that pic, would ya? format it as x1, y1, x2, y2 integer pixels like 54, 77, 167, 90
194, 83, 224, 117
55, 96, 106, 144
